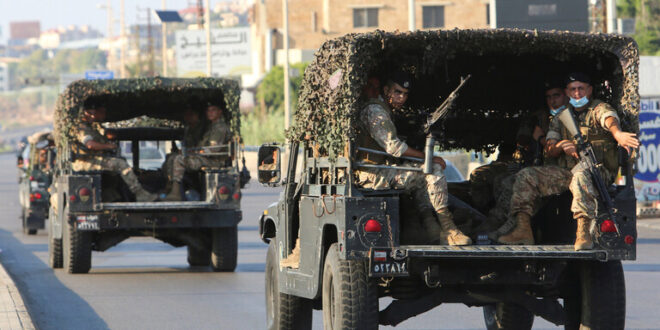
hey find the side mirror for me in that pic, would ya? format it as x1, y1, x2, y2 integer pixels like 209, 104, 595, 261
257, 144, 282, 186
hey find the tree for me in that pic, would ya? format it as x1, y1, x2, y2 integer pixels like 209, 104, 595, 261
256, 63, 309, 115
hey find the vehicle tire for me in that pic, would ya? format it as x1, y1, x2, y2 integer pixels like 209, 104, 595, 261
322, 243, 378, 330
483, 302, 534, 330
47, 202, 63, 269
187, 245, 211, 267
575, 260, 626, 329
211, 227, 238, 272
265, 240, 312, 330
62, 214, 92, 274
26, 228, 37, 235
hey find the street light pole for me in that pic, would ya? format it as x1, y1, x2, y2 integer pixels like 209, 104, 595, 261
408, 0, 415, 31
120, 0, 126, 78
283, 0, 290, 130
205, 0, 212, 77
162, 0, 168, 76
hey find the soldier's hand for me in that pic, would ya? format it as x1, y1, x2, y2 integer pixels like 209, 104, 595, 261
613, 131, 640, 154
432, 156, 446, 170
557, 140, 578, 159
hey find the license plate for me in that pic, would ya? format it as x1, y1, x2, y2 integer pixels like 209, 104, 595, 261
76, 215, 100, 230
369, 249, 408, 277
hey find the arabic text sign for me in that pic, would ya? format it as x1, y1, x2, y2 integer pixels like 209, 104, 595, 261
635, 98, 660, 201
175, 27, 252, 77
85, 70, 114, 80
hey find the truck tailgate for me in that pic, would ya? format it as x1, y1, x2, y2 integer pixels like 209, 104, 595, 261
396, 245, 609, 261
97, 201, 217, 211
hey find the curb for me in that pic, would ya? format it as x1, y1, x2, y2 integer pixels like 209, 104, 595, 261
0, 251, 35, 329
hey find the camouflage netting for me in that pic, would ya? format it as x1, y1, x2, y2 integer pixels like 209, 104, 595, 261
290, 29, 639, 158
53, 77, 241, 146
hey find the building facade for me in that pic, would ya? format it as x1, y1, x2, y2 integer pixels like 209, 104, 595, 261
251, 0, 490, 74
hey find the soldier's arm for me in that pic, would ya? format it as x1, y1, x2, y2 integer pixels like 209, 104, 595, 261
363, 105, 408, 157
545, 139, 577, 159
604, 116, 639, 153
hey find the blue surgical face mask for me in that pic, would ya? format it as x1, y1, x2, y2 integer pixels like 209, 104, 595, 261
549, 105, 566, 116
569, 96, 589, 108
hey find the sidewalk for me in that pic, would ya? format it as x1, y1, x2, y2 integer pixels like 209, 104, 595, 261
0, 251, 34, 330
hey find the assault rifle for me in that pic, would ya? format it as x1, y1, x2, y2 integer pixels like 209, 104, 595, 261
555, 107, 620, 235
422, 75, 471, 174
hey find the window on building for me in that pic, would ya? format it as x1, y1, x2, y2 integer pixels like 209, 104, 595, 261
423, 6, 445, 29
353, 8, 378, 28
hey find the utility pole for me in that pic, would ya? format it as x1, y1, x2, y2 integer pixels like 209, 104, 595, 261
283, 0, 291, 130
120, 0, 126, 78
606, 0, 617, 33
162, 0, 168, 76
205, 0, 212, 77
147, 9, 155, 76
408, 0, 416, 31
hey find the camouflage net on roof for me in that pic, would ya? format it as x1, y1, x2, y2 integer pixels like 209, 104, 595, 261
53, 77, 241, 146
290, 29, 639, 158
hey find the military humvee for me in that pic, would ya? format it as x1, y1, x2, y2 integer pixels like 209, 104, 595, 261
49, 78, 247, 274
258, 30, 638, 329
18, 131, 55, 235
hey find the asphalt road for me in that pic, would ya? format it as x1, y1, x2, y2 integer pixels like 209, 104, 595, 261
1, 152, 659, 329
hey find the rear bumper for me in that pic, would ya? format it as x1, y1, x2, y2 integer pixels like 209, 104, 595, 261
70, 209, 241, 231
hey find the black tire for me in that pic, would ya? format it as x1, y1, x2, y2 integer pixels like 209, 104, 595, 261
483, 303, 534, 330
187, 245, 211, 267
211, 227, 238, 272
322, 243, 378, 330
26, 228, 37, 235
575, 260, 626, 329
265, 240, 312, 330
48, 203, 63, 269
63, 214, 92, 274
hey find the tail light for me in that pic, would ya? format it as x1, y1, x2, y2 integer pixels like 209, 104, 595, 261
218, 186, 230, 200
600, 219, 617, 233
232, 192, 241, 200
33, 192, 42, 200
29, 176, 35, 181
624, 235, 634, 244
78, 187, 91, 202
364, 219, 382, 233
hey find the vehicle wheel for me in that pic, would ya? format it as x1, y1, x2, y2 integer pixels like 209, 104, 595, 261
187, 245, 211, 267
483, 302, 534, 330
211, 227, 237, 272
265, 240, 312, 330
48, 202, 63, 269
574, 260, 626, 329
26, 228, 37, 235
322, 243, 378, 330
62, 214, 92, 274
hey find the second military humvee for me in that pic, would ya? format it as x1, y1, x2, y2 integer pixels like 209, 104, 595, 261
259, 29, 638, 329
18, 131, 55, 235
49, 78, 247, 274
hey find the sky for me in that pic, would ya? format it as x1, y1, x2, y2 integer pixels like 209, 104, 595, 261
0, 0, 234, 44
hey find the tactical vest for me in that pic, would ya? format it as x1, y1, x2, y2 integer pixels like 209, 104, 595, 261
70, 122, 109, 157
557, 99, 619, 174
356, 98, 392, 164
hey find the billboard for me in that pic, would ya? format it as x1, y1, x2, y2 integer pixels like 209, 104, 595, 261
494, 0, 589, 32
635, 98, 660, 202
175, 27, 252, 78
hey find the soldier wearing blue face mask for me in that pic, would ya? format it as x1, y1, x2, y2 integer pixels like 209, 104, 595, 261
494, 73, 639, 250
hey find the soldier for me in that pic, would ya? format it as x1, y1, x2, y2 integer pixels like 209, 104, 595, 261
496, 73, 639, 250
355, 71, 471, 246
164, 100, 231, 201
162, 106, 205, 177
71, 106, 158, 202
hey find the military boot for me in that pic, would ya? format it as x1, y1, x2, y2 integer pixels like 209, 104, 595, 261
437, 209, 472, 246
163, 181, 183, 201
496, 213, 534, 245
574, 217, 594, 251
122, 170, 158, 202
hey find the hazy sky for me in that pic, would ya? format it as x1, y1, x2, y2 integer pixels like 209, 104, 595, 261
0, 0, 233, 44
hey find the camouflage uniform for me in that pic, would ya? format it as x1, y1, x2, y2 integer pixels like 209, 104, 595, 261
162, 123, 205, 177
354, 97, 450, 212
510, 99, 618, 221
171, 119, 231, 182
71, 121, 143, 191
